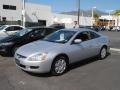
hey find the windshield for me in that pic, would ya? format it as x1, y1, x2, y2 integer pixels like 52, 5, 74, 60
14, 28, 32, 37
0, 25, 7, 30
43, 30, 76, 43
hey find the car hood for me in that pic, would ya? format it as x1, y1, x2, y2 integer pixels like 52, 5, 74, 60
0, 35, 19, 43
0, 36, 7, 41
16, 40, 64, 57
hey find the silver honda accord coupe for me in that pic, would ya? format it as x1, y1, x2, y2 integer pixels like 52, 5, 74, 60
15, 28, 110, 76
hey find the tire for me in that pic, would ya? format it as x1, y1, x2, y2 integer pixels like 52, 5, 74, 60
98, 47, 107, 60
11, 46, 19, 56
51, 56, 68, 76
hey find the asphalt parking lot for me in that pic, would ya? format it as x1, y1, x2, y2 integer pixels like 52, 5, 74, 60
0, 31, 120, 90
100, 31, 120, 48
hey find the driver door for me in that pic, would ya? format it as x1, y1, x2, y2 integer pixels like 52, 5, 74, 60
68, 31, 92, 63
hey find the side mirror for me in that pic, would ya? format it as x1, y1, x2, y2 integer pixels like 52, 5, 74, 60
74, 39, 82, 44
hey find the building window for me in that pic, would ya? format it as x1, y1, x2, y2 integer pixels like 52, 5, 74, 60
38, 20, 46, 26
2, 17, 6, 21
3, 5, 16, 10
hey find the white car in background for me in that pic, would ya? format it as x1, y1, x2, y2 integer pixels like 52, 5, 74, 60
0, 25, 25, 38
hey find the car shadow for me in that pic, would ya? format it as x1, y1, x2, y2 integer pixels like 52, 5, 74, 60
69, 53, 110, 71
25, 71, 52, 78
68, 57, 98, 71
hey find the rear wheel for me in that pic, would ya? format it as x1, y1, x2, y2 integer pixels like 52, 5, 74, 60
99, 47, 107, 60
51, 56, 68, 76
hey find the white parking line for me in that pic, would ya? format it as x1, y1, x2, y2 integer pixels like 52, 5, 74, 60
110, 48, 120, 52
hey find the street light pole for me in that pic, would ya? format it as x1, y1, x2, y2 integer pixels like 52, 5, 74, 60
106, 10, 114, 27
92, 7, 96, 26
77, 0, 80, 27
108, 11, 111, 27
22, 0, 26, 27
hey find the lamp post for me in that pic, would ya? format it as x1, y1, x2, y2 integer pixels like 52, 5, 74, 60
22, 0, 26, 27
92, 6, 96, 26
106, 10, 114, 26
77, 0, 80, 27
104, 10, 114, 31
0, 10, 2, 22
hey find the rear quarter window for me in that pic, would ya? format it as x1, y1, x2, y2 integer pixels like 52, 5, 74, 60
14, 26, 23, 30
90, 31, 100, 39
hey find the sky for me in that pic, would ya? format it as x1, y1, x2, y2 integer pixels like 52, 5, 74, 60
28, 0, 120, 12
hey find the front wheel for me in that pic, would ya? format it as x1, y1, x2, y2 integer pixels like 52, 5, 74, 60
98, 47, 107, 60
51, 56, 68, 76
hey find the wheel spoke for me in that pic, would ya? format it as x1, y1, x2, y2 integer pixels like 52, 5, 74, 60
101, 48, 107, 59
54, 58, 67, 74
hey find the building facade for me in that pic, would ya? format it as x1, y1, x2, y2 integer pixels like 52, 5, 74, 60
0, 0, 92, 28
99, 15, 120, 26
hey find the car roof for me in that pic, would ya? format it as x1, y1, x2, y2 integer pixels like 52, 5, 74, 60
2, 25, 24, 27
27, 26, 57, 30
61, 28, 95, 32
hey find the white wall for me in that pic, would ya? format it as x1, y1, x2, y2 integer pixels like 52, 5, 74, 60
100, 15, 120, 26
53, 13, 92, 28
0, 0, 92, 27
25, 3, 53, 26
0, 0, 22, 21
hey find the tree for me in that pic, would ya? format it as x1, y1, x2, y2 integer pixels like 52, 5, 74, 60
93, 12, 100, 26
93, 12, 100, 19
114, 10, 120, 26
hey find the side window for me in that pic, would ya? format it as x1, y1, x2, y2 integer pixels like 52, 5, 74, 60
5, 26, 23, 31
74, 31, 90, 41
5, 27, 14, 31
45, 28, 56, 36
89, 31, 100, 39
14, 26, 23, 31
29, 29, 43, 38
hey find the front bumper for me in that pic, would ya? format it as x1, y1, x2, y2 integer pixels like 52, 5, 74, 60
15, 56, 52, 73
0, 45, 12, 54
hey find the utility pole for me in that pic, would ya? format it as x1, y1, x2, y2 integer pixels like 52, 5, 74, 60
77, 0, 80, 27
22, 0, 26, 27
106, 10, 114, 27
92, 7, 96, 26
0, 11, 2, 22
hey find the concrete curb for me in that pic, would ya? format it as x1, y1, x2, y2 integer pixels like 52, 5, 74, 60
110, 48, 120, 52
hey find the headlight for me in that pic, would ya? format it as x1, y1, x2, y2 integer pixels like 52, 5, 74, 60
0, 42, 13, 46
28, 53, 47, 61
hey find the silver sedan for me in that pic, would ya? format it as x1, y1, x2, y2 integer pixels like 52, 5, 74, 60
15, 28, 110, 76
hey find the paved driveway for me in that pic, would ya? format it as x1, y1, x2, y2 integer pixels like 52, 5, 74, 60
100, 31, 120, 48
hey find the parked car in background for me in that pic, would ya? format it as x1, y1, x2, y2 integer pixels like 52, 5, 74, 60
100, 26, 106, 31
0, 25, 2, 27
15, 28, 110, 76
79, 26, 101, 32
0, 25, 25, 37
49, 24, 65, 29
111, 26, 120, 32
0, 27, 58, 56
